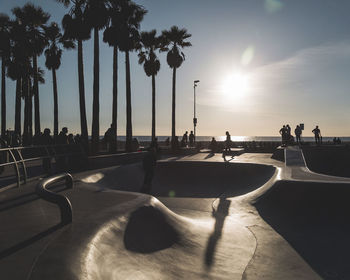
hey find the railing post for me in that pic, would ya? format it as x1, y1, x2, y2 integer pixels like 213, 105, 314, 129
15, 148, 27, 184
36, 173, 74, 225
8, 149, 20, 188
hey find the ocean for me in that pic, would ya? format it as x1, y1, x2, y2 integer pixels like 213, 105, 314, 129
111, 136, 350, 142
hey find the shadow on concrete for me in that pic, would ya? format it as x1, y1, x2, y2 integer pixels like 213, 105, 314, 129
204, 153, 215, 159
255, 180, 350, 280
205, 198, 231, 267
124, 205, 180, 253
0, 223, 65, 260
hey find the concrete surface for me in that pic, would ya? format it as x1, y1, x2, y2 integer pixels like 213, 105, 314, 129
1, 147, 350, 279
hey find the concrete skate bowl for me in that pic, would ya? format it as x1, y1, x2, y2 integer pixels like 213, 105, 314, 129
254, 180, 350, 279
302, 146, 350, 177
28, 198, 256, 280
82, 161, 276, 198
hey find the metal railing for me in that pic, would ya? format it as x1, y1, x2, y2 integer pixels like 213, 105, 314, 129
0, 144, 85, 189
36, 173, 73, 225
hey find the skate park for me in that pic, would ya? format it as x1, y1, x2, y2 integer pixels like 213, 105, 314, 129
1, 145, 350, 280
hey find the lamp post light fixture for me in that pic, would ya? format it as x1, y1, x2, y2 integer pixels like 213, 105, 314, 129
193, 80, 200, 142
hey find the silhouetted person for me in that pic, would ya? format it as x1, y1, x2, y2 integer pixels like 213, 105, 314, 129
279, 125, 287, 146
104, 123, 115, 152
165, 137, 170, 146
189, 131, 195, 147
132, 138, 140, 151
74, 134, 81, 144
42, 128, 53, 174
312, 126, 321, 144
182, 131, 188, 146
295, 125, 302, 144
68, 133, 75, 144
180, 137, 186, 147
150, 137, 159, 150
337, 137, 341, 144
225, 131, 231, 152
209, 137, 218, 152
11, 133, 20, 147
140, 147, 157, 194
56, 127, 68, 171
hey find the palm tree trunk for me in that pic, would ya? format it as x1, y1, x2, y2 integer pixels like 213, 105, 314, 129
1, 57, 6, 138
33, 55, 40, 136
171, 67, 176, 147
125, 51, 132, 152
15, 78, 21, 137
91, 27, 100, 154
28, 78, 33, 144
151, 74, 156, 142
52, 69, 58, 138
23, 78, 29, 145
78, 39, 89, 150
111, 46, 118, 151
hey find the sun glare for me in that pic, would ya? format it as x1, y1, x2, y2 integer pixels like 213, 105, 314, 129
222, 72, 250, 98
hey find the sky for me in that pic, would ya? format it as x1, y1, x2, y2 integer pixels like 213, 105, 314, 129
2, 0, 350, 137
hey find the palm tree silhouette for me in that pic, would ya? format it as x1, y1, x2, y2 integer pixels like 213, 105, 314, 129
7, 19, 27, 138
12, 3, 50, 137
116, 1, 147, 152
0, 14, 11, 138
9, 11, 34, 144
102, 0, 123, 152
59, 0, 90, 150
44, 22, 75, 138
161, 26, 192, 149
85, 0, 109, 154
138, 30, 161, 142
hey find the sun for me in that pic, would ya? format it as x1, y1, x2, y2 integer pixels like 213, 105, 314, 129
222, 72, 250, 97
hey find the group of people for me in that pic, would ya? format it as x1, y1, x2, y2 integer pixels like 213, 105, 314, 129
279, 124, 324, 145
181, 131, 195, 147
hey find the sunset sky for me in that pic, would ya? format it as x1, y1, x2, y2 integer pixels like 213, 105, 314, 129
2, 0, 350, 137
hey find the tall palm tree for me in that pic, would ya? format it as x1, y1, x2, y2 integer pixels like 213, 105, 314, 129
12, 3, 50, 137
9, 13, 34, 144
44, 22, 75, 138
161, 26, 191, 149
116, 1, 146, 151
85, 0, 109, 154
0, 14, 11, 138
137, 30, 161, 142
58, 0, 90, 150
7, 19, 27, 138
103, 0, 127, 152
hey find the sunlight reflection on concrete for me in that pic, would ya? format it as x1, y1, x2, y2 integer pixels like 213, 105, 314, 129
81, 172, 105, 183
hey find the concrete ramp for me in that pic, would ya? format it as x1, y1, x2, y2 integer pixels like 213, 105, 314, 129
285, 146, 305, 166
253, 180, 350, 280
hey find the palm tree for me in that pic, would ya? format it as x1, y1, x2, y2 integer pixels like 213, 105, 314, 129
9, 13, 34, 144
85, 0, 109, 154
137, 30, 161, 142
115, 1, 146, 151
58, 0, 90, 150
161, 26, 192, 149
0, 14, 11, 138
44, 22, 75, 138
12, 3, 50, 137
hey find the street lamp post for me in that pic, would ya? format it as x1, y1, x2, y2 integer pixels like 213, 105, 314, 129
193, 80, 200, 143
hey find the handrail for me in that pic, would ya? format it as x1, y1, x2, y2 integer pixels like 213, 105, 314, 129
0, 143, 85, 188
36, 173, 74, 225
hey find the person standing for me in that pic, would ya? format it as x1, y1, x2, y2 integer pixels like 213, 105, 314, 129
312, 126, 321, 144
182, 131, 188, 146
295, 125, 302, 144
225, 131, 231, 152
279, 125, 287, 146
140, 147, 157, 194
42, 128, 53, 174
189, 131, 195, 147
